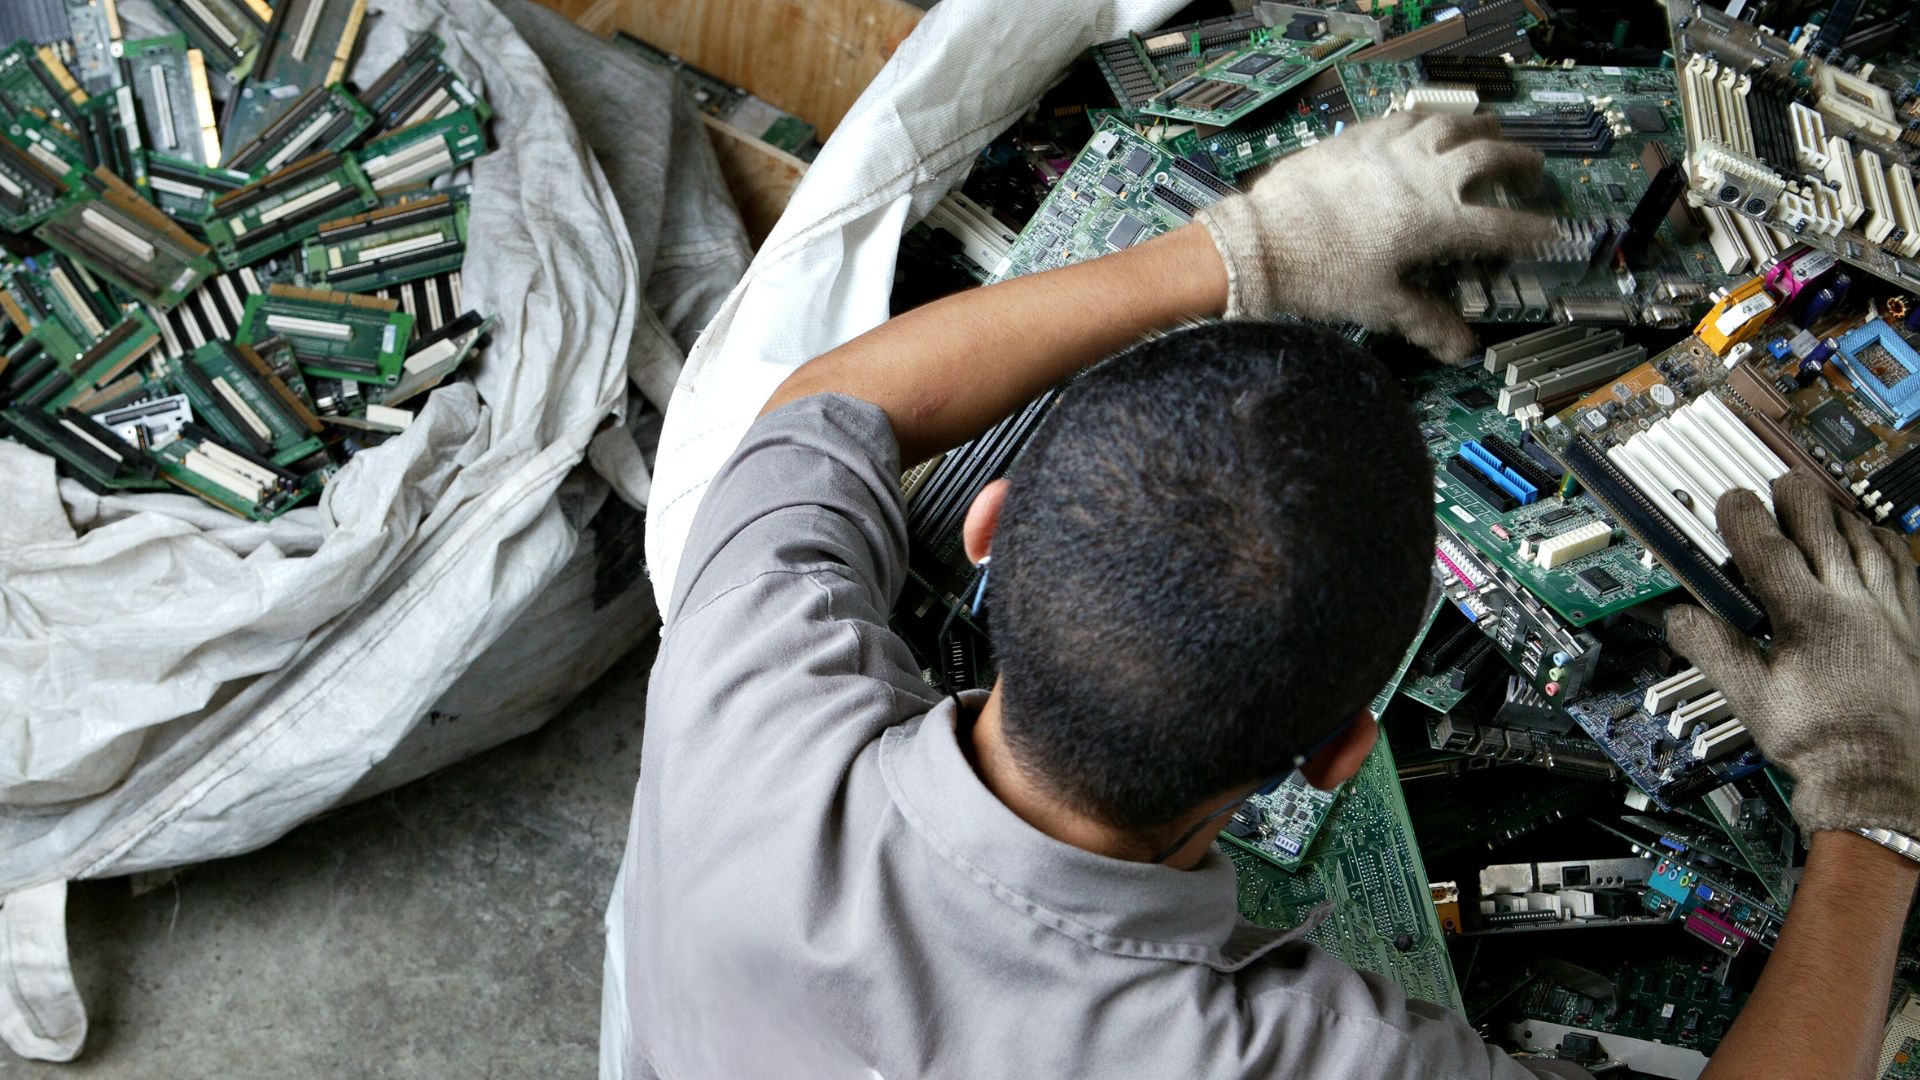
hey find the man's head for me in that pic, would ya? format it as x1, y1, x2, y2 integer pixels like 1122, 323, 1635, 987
963, 321, 1435, 834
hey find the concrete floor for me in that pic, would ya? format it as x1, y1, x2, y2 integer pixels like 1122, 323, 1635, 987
10, 639, 656, 1079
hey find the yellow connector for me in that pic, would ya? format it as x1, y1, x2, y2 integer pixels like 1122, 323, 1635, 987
1696, 275, 1777, 355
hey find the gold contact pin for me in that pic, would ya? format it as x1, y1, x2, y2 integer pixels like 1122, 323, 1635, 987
326, 0, 369, 88
187, 49, 221, 165
0, 291, 32, 335
242, 0, 275, 23
35, 47, 87, 106
267, 282, 398, 311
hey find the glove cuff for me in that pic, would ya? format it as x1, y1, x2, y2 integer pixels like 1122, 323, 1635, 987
1195, 194, 1283, 320
1788, 772, 1920, 843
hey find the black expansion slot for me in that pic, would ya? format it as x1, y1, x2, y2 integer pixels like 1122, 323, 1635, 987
1169, 155, 1236, 200
1149, 184, 1199, 219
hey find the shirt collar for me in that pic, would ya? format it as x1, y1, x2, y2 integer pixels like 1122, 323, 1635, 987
880, 693, 1317, 971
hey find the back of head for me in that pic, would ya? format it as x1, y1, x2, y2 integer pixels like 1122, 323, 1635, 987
990, 321, 1434, 831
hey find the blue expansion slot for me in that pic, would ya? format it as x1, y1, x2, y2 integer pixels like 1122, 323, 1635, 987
1460, 439, 1539, 505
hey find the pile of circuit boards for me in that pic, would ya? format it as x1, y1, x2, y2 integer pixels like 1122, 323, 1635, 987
892, 3, 1920, 1077
0, 0, 494, 521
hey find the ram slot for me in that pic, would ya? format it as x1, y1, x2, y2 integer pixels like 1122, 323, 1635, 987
1858, 148, 1895, 244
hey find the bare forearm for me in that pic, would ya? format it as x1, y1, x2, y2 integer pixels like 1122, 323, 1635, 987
761, 224, 1227, 464
1701, 830, 1918, 1079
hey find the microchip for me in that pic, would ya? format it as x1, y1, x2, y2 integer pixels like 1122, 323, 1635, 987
1075, 190, 1094, 203
1607, 182, 1629, 202
1122, 148, 1153, 176
1450, 386, 1497, 410
1579, 567, 1624, 594
1807, 399, 1880, 461
1538, 506, 1580, 527
1099, 173, 1125, 195
1624, 104, 1668, 133
1422, 426, 1446, 442
1105, 214, 1148, 250
1226, 53, 1282, 76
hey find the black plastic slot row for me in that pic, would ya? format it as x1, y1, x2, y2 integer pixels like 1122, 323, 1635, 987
3, 407, 151, 483
161, 0, 246, 62
0, 138, 64, 198
1148, 184, 1198, 220
359, 35, 442, 120
1480, 433, 1559, 495
1496, 109, 1613, 155
296, 345, 378, 373
316, 199, 453, 242
324, 238, 463, 287
224, 186, 368, 261
215, 152, 343, 215
1561, 435, 1767, 635
0, 181, 24, 215
1450, 637, 1498, 692
227, 88, 337, 172
147, 154, 245, 195
1416, 614, 1480, 675
1168, 155, 1235, 200
371, 64, 450, 131
1743, 87, 1799, 180
1445, 454, 1520, 513
39, 223, 166, 294
74, 316, 142, 371
174, 352, 273, 455
25, 54, 71, 120
1865, 445, 1920, 519
17, 365, 71, 408
1419, 55, 1515, 97
10, 276, 49, 321
0, 345, 53, 401
0, 87, 19, 120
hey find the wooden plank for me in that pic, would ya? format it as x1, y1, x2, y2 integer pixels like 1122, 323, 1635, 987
612, 0, 924, 135
529, 0, 618, 36
701, 116, 808, 248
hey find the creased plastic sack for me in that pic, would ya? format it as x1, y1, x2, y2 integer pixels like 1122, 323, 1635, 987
641, 0, 1191, 611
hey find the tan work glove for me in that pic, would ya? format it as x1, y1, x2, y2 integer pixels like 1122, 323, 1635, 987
1666, 471, 1920, 839
1194, 111, 1557, 362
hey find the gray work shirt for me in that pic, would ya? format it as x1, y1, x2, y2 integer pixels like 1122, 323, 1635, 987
621, 394, 1590, 1079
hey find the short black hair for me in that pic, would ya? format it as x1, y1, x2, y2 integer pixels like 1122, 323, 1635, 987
990, 321, 1434, 831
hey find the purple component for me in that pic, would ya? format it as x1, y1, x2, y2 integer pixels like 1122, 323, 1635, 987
1800, 287, 1838, 327
1907, 302, 1920, 333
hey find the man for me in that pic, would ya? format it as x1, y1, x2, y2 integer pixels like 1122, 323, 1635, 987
613, 112, 1920, 1077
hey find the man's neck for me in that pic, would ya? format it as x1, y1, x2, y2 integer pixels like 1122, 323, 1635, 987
965, 685, 1223, 869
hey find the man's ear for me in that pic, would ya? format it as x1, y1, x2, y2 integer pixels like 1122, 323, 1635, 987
1298, 712, 1378, 792
963, 478, 1011, 566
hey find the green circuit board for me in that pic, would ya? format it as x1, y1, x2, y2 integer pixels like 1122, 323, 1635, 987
153, 0, 270, 79
218, 0, 366, 161
1342, 62, 1738, 327
1139, 33, 1365, 127
1518, 955, 1748, 1055
123, 34, 222, 169
1410, 365, 1680, 625
1186, 105, 1335, 180
992, 118, 1234, 283
1224, 599, 1461, 1012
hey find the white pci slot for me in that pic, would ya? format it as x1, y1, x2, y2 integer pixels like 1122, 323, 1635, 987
184, 446, 266, 501
1727, 209, 1781, 266
150, 66, 178, 151
256, 179, 343, 225
353, 232, 446, 264
1645, 666, 1710, 715
1886, 163, 1920, 258
81, 206, 157, 261
212, 375, 273, 441
1858, 148, 1895, 244
1788, 102, 1828, 170
924, 190, 1017, 276
50, 267, 104, 337
261, 108, 335, 174
264, 312, 353, 340
1690, 717, 1752, 763
1703, 206, 1751, 273
60, 417, 124, 462
1668, 690, 1733, 739
1610, 395, 1788, 565
1825, 136, 1865, 227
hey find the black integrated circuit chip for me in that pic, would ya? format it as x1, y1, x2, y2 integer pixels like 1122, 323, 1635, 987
1226, 53, 1282, 76
1807, 399, 1880, 461
1624, 104, 1667, 133
1105, 214, 1147, 250
1122, 148, 1153, 176
1607, 182, 1629, 202
1579, 566, 1623, 593
1099, 173, 1125, 195
1538, 506, 1581, 527
1451, 386, 1496, 410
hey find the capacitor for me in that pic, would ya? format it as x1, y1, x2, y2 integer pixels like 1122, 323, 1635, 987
1800, 286, 1839, 327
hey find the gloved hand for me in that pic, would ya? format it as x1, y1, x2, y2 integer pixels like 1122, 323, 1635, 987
1194, 111, 1557, 362
1666, 470, 1920, 839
